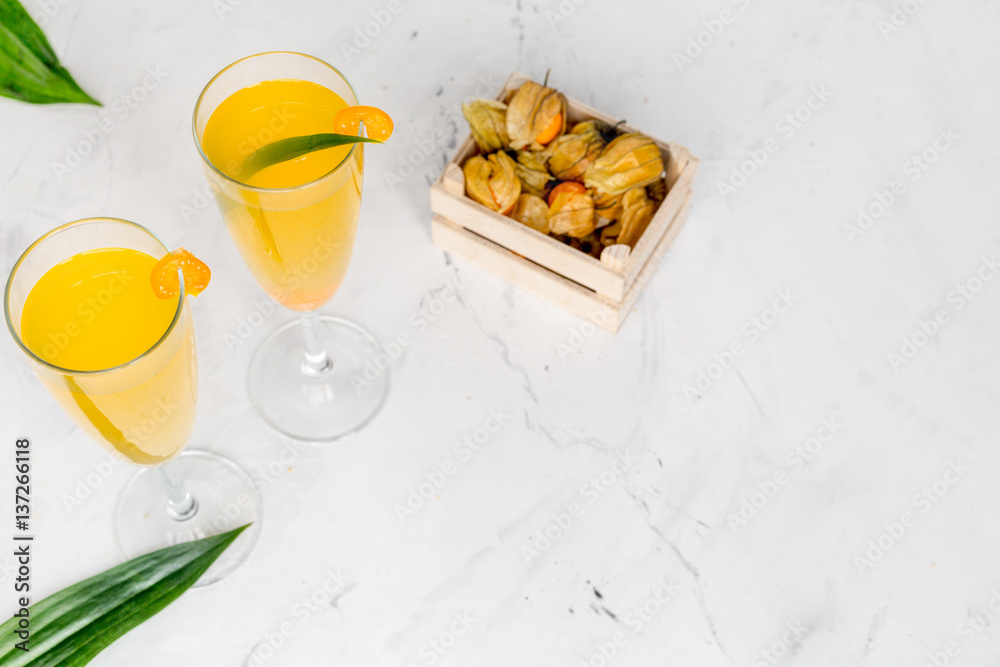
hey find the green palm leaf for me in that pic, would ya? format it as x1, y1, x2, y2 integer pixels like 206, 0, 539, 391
0, 524, 249, 665
240, 133, 378, 179
0, 0, 99, 105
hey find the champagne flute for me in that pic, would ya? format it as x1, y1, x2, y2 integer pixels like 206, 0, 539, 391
4, 218, 260, 585
193, 52, 389, 442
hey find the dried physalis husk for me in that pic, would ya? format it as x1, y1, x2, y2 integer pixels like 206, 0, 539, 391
463, 156, 494, 208
571, 119, 613, 138
584, 133, 664, 195
591, 187, 623, 228
511, 194, 550, 234
600, 221, 622, 246
647, 177, 668, 204
577, 119, 624, 144
462, 99, 510, 153
506, 81, 568, 151
617, 186, 657, 247
549, 189, 595, 238
518, 149, 548, 172
515, 150, 554, 198
488, 152, 522, 214
463, 152, 521, 215
545, 122, 605, 181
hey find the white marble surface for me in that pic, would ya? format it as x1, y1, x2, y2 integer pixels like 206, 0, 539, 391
1, 0, 999, 665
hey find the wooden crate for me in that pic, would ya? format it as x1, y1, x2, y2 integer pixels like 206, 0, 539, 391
429, 72, 699, 333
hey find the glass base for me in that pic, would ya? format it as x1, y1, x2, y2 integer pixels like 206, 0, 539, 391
248, 315, 390, 442
115, 450, 261, 587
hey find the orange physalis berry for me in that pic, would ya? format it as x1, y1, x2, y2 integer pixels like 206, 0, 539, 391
535, 113, 563, 146
151, 248, 212, 299
548, 180, 587, 207
333, 105, 394, 141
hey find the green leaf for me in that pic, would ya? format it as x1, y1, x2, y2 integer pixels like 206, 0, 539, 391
63, 377, 165, 465
0, 524, 250, 666
239, 133, 379, 180
0, 0, 99, 105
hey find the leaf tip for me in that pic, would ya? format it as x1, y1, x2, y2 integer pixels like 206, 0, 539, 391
78, 89, 101, 106
227, 523, 252, 541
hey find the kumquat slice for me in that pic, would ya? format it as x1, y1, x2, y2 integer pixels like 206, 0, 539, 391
151, 248, 212, 299
333, 105, 394, 141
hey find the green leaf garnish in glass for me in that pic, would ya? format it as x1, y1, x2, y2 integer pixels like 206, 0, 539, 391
239, 133, 380, 180
0, 524, 249, 666
0, 0, 100, 105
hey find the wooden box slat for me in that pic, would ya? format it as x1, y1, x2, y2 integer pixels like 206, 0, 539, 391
431, 190, 693, 333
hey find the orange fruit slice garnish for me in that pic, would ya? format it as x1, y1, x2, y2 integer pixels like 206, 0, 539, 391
548, 180, 586, 207
151, 248, 211, 299
535, 113, 563, 145
334, 105, 394, 141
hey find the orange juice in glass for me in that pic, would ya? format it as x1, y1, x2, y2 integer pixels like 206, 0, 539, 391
20, 246, 196, 463
199, 78, 362, 311
193, 52, 388, 442
5, 218, 259, 585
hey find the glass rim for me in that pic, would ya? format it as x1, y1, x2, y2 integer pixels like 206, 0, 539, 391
3, 217, 187, 377
191, 51, 363, 194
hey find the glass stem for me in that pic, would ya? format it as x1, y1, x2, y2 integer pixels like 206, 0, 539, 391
159, 461, 198, 522
300, 311, 333, 376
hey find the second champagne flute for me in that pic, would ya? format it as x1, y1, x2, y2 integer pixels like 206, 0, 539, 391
193, 52, 389, 442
